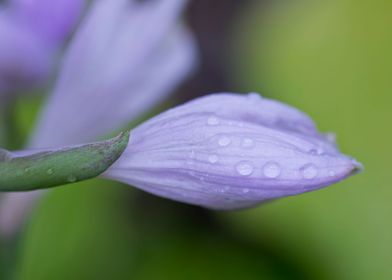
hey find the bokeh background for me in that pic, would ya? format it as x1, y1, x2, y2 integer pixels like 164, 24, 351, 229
1, 0, 391, 279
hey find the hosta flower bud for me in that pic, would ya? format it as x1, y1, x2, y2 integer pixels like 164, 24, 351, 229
104, 93, 362, 210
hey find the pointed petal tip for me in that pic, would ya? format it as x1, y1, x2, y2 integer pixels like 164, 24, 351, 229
349, 158, 364, 175
328, 156, 363, 186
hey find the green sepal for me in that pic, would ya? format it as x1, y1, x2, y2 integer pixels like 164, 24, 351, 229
0, 131, 130, 192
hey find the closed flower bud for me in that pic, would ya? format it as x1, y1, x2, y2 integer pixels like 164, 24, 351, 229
104, 93, 363, 210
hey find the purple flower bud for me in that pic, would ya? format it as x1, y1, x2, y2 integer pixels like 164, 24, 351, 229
9, 0, 85, 45
104, 93, 362, 210
30, 0, 196, 148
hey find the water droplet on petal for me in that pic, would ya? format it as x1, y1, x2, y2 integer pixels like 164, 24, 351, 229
328, 170, 336, 177
242, 188, 250, 194
236, 161, 254, 176
263, 162, 281, 178
325, 132, 336, 144
309, 148, 324, 155
207, 116, 220, 126
248, 92, 262, 101
218, 136, 231, 147
301, 164, 318, 179
218, 187, 229, 193
241, 138, 254, 148
208, 154, 219, 163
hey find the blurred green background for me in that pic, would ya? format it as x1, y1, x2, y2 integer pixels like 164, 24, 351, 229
1, 0, 391, 279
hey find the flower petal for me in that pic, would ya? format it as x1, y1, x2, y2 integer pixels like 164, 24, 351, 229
9, 0, 85, 45
0, 191, 43, 238
30, 0, 196, 148
0, 14, 52, 94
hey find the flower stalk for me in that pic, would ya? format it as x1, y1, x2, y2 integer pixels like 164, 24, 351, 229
0, 131, 129, 192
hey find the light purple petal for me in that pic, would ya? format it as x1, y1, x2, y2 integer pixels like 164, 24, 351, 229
9, 0, 85, 45
0, 14, 53, 94
104, 93, 362, 210
0, 191, 43, 238
29, 0, 196, 148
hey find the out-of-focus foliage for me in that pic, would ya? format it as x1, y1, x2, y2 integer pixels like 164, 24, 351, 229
225, 0, 392, 279
13, 181, 306, 280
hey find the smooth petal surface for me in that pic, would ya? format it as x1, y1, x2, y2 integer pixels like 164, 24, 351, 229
104, 93, 362, 210
9, 0, 85, 45
0, 14, 52, 95
30, 0, 196, 148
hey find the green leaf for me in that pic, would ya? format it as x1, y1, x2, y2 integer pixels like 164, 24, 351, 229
0, 131, 130, 192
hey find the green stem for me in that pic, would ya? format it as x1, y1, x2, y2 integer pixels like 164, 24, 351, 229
0, 131, 130, 192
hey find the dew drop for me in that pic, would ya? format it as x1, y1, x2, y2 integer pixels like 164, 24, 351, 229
218, 187, 229, 193
207, 116, 220, 126
263, 162, 281, 178
302, 164, 318, 179
325, 132, 336, 144
328, 170, 336, 177
67, 175, 77, 183
208, 154, 219, 164
242, 188, 250, 194
247, 92, 262, 101
47, 168, 54, 175
236, 161, 254, 176
309, 148, 324, 155
218, 136, 231, 147
241, 138, 254, 148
